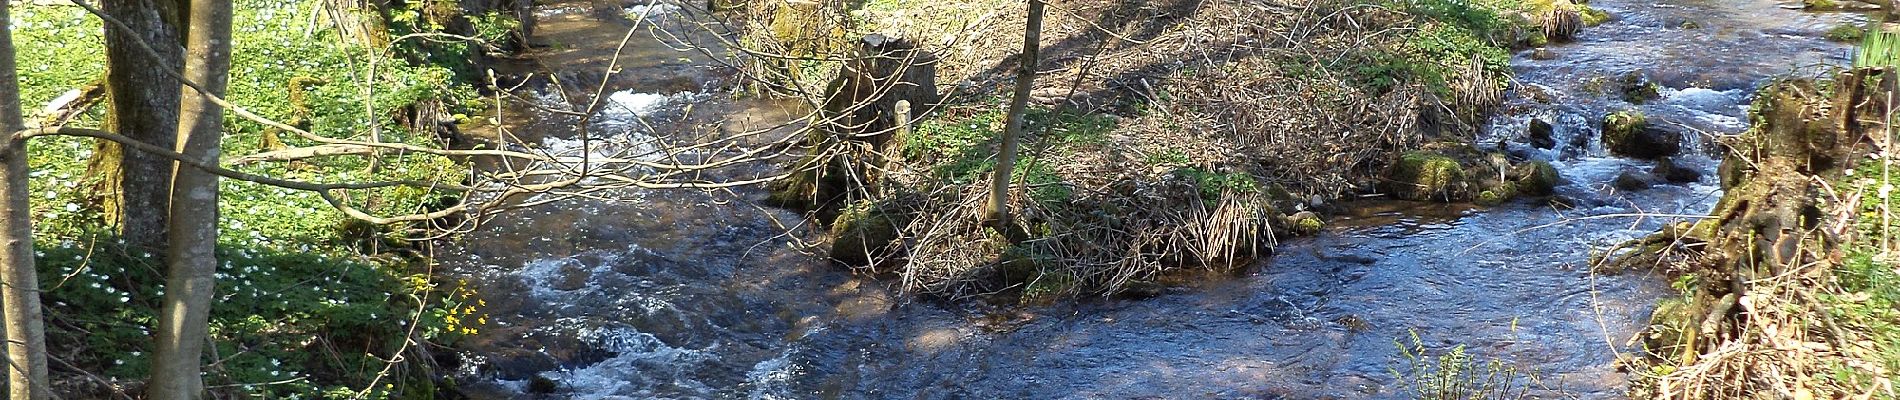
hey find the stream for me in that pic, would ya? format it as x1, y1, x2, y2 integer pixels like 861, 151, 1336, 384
443, 0, 1865, 398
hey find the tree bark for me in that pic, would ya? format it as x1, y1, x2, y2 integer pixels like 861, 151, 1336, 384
983, 0, 1043, 238
147, 0, 230, 397
0, 2, 53, 398
101, 0, 185, 253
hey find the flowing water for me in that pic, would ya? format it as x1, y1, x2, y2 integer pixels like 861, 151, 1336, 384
444, 1, 1865, 398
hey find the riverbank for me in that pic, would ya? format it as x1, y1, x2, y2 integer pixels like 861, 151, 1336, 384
744, 0, 1617, 302
1614, 67, 1900, 399
434, 0, 1874, 397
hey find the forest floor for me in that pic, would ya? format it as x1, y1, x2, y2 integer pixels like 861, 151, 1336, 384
17, 1, 491, 397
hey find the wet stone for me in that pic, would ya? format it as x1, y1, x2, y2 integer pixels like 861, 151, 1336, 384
1614, 169, 1655, 191
1528, 118, 1558, 149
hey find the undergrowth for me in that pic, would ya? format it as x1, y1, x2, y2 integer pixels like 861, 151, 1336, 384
18, 1, 493, 397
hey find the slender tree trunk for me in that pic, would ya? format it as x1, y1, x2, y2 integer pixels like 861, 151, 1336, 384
0, 2, 53, 398
983, 0, 1044, 236
101, 0, 185, 253
147, 0, 230, 397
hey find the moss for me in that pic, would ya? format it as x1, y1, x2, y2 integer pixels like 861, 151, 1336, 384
1644, 297, 1698, 361
1385, 152, 1467, 201
1602, 109, 1648, 154
1475, 182, 1517, 205
1287, 211, 1325, 235
1826, 24, 1865, 43
1525, 31, 1550, 47
1578, 6, 1610, 26
1804, 0, 1839, 10
829, 200, 907, 267
1514, 161, 1562, 195
1021, 270, 1079, 303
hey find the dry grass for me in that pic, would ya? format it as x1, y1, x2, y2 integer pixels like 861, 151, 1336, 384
729, 0, 1525, 296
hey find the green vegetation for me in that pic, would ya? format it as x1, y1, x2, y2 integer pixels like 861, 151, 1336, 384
1391, 331, 1537, 399
1826, 161, 1900, 392
1856, 30, 1900, 68
1578, 6, 1610, 26
1828, 23, 1867, 43
18, 1, 490, 396
1385, 152, 1467, 201
907, 101, 1113, 207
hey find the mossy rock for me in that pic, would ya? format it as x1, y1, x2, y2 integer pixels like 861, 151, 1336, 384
1804, 0, 1840, 10
1644, 297, 1698, 360
1579, 6, 1611, 26
1286, 211, 1324, 235
828, 201, 907, 267
1619, 71, 1662, 104
1601, 110, 1682, 159
1525, 31, 1550, 47
1475, 182, 1519, 206
1826, 24, 1865, 42
1512, 160, 1563, 195
1384, 152, 1467, 201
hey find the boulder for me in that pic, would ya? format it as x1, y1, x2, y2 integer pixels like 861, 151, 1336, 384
1601, 110, 1682, 159
1384, 152, 1467, 201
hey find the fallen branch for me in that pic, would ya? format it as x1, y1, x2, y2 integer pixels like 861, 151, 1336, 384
230, 144, 377, 165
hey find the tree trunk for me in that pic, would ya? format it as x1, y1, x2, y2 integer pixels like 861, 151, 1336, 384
0, 2, 53, 398
147, 0, 230, 397
101, 0, 185, 253
983, 0, 1043, 238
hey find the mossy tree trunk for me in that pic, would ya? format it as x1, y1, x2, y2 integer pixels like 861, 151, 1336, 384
1619, 68, 1888, 365
769, 35, 938, 221
101, 0, 186, 253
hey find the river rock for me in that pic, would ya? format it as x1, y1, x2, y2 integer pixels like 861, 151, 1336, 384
1619, 71, 1662, 104
1651, 157, 1702, 183
1286, 211, 1324, 235
1531, 47, 1558, 60
1528, 118, 1557, 149
1601, 110, 1682, 159
1383, 152, 1467, 201
1513, 160, 1563, 195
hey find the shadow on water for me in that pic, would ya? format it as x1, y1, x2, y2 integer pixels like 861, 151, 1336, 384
443, 0, 1865, 398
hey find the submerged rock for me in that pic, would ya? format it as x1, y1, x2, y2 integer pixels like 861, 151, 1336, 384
1613, 169, 1654, 191
1531, 47, 1558, 60
1619, 70, 1662, 104
1384, 152, 1467, 201
1601, 110, 1682, 159
1651, 157, 1703, 183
